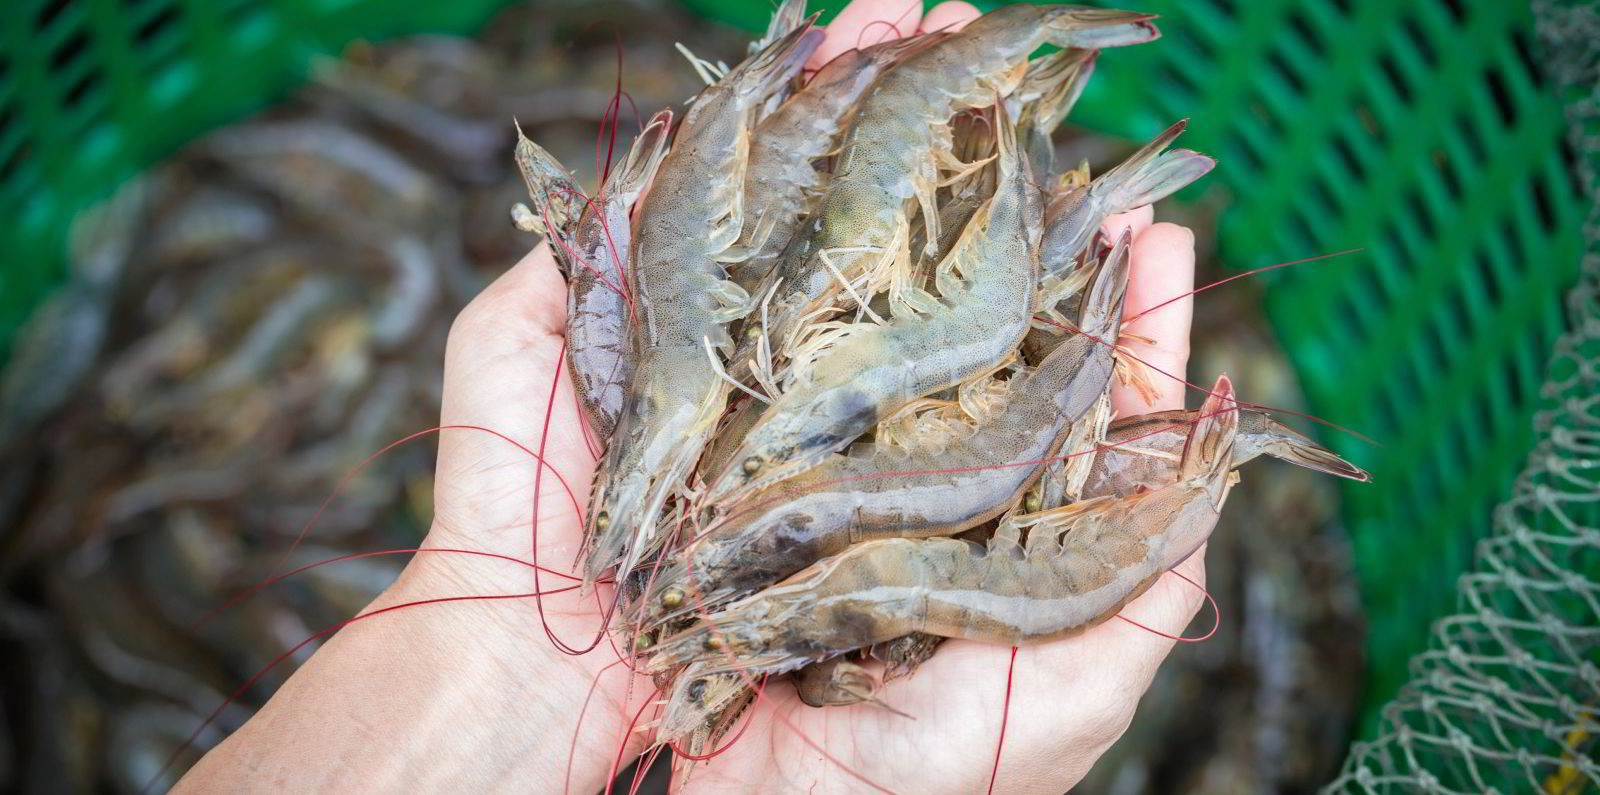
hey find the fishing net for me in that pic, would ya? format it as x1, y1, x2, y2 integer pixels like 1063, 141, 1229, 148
1326, 2, 1600, 792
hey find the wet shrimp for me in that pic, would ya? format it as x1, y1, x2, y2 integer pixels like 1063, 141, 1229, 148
728, 5, 1158, 378
1080, 408, 1371, 497
561, 111, 672, 439
1024, 122, 1214, 361
581, 25, 823, 583
1008, 47, 1098, 185
707, 103, 1041, 505
727, 34, 932, 297
644, 375, 1241, 676
645, 232, 1131, 620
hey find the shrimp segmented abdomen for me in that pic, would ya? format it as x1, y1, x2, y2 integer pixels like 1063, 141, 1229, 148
581, 24, 822, 582
643, 376, 1242, 677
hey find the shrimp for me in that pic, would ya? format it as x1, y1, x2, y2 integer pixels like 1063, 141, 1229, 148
1038, 121, 1212, 283
645, 232, 1131, 620
726, 34, 934, 298
1024, 121, 1214, 361
562, 110, 672, 439
1080, 408, 1371, 497
655, 663, 755, 751
1009, 47, 1098, 185
643, 374, 1240, 676
706, 102, 1041, 505
728, 5, 1158, 378
894, 47, 1093, 305
581, 25, 823, 583
510, 126, 584, 255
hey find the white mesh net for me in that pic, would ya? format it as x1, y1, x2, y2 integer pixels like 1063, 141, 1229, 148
1327, 2, 1600, 791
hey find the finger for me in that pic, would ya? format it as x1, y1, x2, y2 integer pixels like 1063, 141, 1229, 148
433, 243, 594, 553
808, 0, 923, 69
1101, 205, 1154, 247
918, 1, 980, 33
1112, 221, 1194, 416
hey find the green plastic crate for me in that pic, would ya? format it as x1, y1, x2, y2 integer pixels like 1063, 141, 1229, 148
0, 0, 1585, 743
0, 0, 511, 355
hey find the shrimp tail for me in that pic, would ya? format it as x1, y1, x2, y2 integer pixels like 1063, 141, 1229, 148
1078, 227, 1132, 341
1018, 48, 1098, 129
1180, 374, 1240, 499
607, 109, 673, 200
1095, 120, 1216, 214
752, 0, 810, 54
1041, 8, 1161, 49
1255, 416, 1373, 482
729, 21, 824, 108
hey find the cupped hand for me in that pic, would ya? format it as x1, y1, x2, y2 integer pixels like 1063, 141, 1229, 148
419, 2, 1204, 793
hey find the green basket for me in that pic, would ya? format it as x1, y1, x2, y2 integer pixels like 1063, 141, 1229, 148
1, 0, 1585, 744
0, 0, 510, 353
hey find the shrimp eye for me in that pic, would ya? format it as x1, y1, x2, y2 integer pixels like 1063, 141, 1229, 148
743, 324, 763, 341
1023, 492, 1041, 512
595, 512, 611, 531
660, 587, 685, 610
741, 457, 763, 476
634, 633, 655, 652
704, 633, 726, 652
687, 679, 706, 703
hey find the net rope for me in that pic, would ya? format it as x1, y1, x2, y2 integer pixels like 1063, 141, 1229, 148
1327, 2, 1600, 792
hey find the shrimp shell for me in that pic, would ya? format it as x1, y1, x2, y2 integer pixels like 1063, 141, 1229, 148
643, 374, 1241, 676
581, 25, 823, 583
646, 232, 1131, 620
1081, 408, 1371, 497
562, 110, 671, 439
707, 103, 1041, 505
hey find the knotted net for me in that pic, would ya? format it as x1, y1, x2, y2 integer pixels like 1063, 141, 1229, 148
1327, 2, 1600, 791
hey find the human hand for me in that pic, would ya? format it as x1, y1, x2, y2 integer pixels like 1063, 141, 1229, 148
417, 3, 1205, 792
675, 208, 1199, 795
179, 3, 1203, 792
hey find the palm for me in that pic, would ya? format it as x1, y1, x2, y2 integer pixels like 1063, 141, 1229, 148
424, 2, 1203, 790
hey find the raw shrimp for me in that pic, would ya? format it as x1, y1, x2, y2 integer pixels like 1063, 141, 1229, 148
1037, 121, 1212, 283
644, 375, 1240, 676
1080, 408, 1371, 497
729, 5, 1157, 377
646, 232, 1130, 619
510, 127, 584, 253
654, 662, 754, 751
562, 110, 672, 439
1009, 47, 1098, 185
707, 103, 1041, 505
581, 25, 823, 583
1024, 122, 1214, 362
727, 35, 932, 297
899, 48, 1094, 297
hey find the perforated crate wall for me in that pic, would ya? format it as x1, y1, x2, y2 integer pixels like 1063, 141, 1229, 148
1072, 0, 1584, 733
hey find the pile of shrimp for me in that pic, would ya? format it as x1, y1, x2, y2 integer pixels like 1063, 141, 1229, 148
516, 1, 1371, 759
